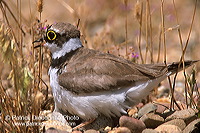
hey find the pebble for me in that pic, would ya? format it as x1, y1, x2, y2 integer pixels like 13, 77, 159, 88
72, 131, 82, 133
138, 103, 157, 118
140, 113, 164, 128
183, 118, 200, 133
84, 115, 114, 130
108, 127, 131, 133
136, 102, 144, 108
119, 116, 146, 133
155, 124, 182, 133
128, 107, 138, 117
160, 110, 175, 119
155, 98, 187, 111
163, 119, 186, 130
165, 108, 198, 124
42, 112, 72, 132
142, 129, 158, 133
84, 129, 98, 133
43, 120, 72, 132
155, 102, 170, 113
45, 127, 69, 133
104, 126, 112, 132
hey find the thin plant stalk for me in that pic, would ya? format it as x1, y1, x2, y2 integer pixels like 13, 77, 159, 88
160, 0, 181, 110
124, 0, 128, 56
135, 0, 144, 64
157, 27, 162, 63
37, 0, 43, 92
144, 0, 148, 63
0, 2, 21, 56
147, 0, 154, 63
172, 0, 197, 108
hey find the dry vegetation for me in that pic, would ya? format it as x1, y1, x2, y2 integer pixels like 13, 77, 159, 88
0, 0, 200, 132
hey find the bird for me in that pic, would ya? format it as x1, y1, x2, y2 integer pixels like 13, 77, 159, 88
33, 22, 198, 128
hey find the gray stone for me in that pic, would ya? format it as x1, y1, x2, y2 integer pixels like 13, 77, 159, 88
45, 127, 69, 133
138, 103, 157, 118
110, 127, 131, 133
155, 124, 182, 133
142, 129, 158, 133
165, 108, 198, 124
183, 118, 200, 133
84, 129, 98, 133
140, 113, 164, 128
84, 115, 114, 130
163, 119, 186, 130
119, 116, 146, 133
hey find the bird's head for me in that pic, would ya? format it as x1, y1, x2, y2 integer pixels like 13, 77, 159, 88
33, 22, 82, 59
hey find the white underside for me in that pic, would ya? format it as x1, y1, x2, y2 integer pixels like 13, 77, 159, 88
49, 67, 172, 120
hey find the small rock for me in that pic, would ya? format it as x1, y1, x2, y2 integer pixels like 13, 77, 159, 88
138, 103, 157, 118
155, 102, 169, 113
165, 108, 198, 124
45, 127, 58, 133
43, 120, 72, 132
183, 118, 200, 133
108, 129, 115, 133
155, 99, 187, 112
84, 115, 114, 130
84, 129, 98, 133
140, 113, 164, 128
154, 100, 183, 114
155, 124, 182, 133
155, 97, 171, 103
108, 127, 131, 133
45, 127, 69, 133
136, 103, 144, 108
163, 119, 186, 130
72, 131, 82, 133
104, 126, 112, 132
119, 116, 146, 133
42, 112, 72, 132
160, 110, 175, 119
142, 129, 158, 133
128, 107, 138, 117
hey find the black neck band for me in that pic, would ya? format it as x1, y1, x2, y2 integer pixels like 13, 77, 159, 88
50, 47, 81, 68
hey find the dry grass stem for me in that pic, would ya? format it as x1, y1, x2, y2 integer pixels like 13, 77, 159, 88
0, 0, 199, 132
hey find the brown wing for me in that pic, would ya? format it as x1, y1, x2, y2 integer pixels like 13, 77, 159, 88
58, 48, 168, 94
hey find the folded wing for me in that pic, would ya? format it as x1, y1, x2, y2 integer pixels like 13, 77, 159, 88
58, 48, 169, 94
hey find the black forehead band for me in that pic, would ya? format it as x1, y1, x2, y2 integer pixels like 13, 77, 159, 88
47, 24, 53, 31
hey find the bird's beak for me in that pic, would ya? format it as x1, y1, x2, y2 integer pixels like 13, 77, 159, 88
32, 38, 45, 48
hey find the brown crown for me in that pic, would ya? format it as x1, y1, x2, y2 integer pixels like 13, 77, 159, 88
46, 22, 81, 48
50, 22, 80, 38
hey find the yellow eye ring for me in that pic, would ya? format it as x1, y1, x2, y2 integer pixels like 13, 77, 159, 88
47, 30, 57, 40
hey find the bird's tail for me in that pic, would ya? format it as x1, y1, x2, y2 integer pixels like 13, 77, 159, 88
167, 60, 199, 75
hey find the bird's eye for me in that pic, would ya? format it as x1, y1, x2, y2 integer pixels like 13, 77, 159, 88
46, 30, 57, 41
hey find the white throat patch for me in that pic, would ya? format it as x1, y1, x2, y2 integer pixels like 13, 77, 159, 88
44, 38, 82, 59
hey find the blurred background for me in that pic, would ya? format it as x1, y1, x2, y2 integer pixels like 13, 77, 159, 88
2, 0, 200, 61
1, 0, 199, 91
0, 0, 200, 132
